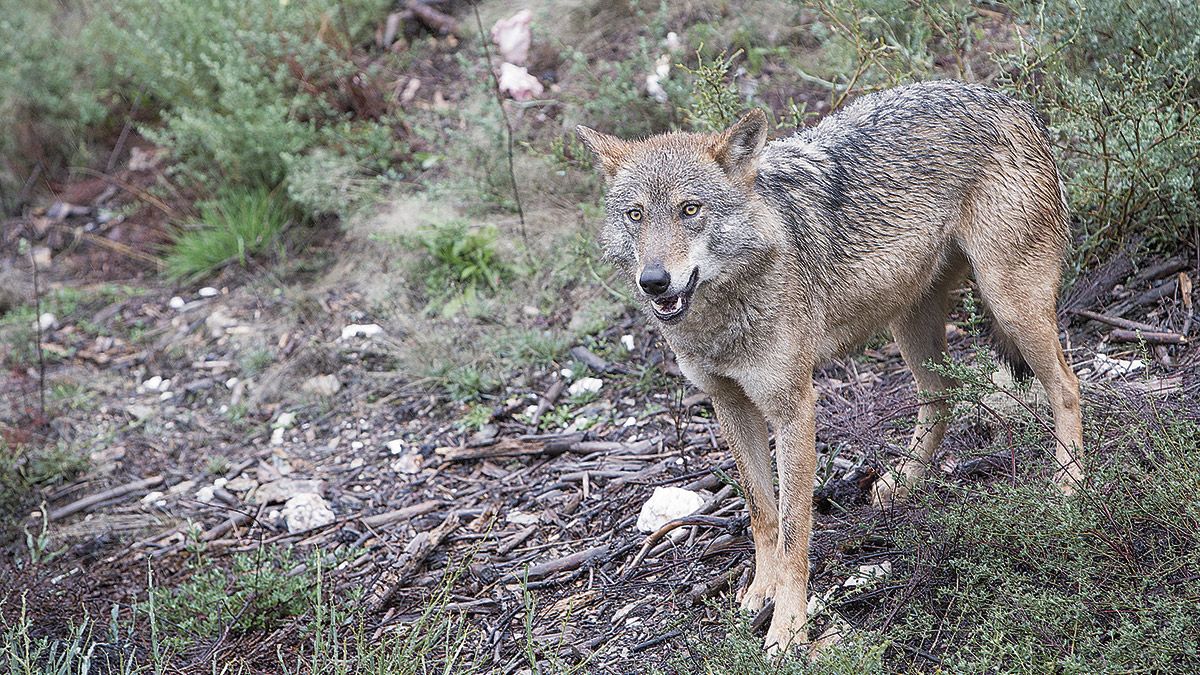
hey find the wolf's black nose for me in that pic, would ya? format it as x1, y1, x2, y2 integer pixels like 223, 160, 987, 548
639, 265, 671, 296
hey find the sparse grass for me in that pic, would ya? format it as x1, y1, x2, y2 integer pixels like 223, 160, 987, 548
410, 219, 513, 312
165, 188, 294, 282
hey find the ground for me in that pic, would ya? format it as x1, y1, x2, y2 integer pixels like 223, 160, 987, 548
1, 1, 1199, 673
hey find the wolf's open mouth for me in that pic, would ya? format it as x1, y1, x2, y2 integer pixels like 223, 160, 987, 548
650, 268, 699, 323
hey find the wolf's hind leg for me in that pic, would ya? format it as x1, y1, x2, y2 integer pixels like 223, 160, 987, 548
873, 276, 961, 508
973, 272, 1085, 493
706, 378, 780, 611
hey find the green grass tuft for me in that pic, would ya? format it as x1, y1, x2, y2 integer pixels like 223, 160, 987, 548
164, 188, 293, 281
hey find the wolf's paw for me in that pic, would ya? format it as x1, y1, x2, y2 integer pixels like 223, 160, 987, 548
870, 470, 912, 509
763, 592, 808, 657
737, 571, 776, 613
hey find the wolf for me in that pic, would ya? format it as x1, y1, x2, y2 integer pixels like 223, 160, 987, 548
577, 80, 1084, 653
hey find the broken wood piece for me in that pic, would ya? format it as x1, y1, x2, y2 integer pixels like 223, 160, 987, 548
405, 0, 459, 35
531, 378, 565, 426
361, 500, 443, 527
1071, 309, 1160, 332
49, 475, 163, 521
515, 543, 610, 581
569, 345, 615, 374
1109, 328, 1187, 345
370, 511, 461, 612
622, 512, 743, 580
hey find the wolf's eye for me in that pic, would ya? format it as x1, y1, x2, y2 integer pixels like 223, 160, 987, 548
680, 202, 701, 218
626, 208, 643, 222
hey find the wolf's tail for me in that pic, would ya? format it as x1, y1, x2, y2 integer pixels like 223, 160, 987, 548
991, 329, 1034, 383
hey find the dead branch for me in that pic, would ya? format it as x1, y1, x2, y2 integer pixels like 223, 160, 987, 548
49, 475, 164, 521
370, 510, 461, 612
1109, 328, 1188, 344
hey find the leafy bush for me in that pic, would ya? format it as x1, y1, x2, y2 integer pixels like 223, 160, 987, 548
164, 188, 294, 281
0, 2, 107, 214
412, 220, 512, 304
91, 0, 393, 190
148, 547, 320, 649
1002, 0, 1200, 270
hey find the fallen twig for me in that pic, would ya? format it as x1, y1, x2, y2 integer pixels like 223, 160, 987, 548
1109, 329, 1187, 345
49, 475, 164, 521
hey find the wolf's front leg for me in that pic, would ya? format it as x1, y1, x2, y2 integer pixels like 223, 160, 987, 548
763, 381, 817, 655
708, 381, 779, 612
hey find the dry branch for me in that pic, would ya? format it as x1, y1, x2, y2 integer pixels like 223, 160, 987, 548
49, 475, 163, 521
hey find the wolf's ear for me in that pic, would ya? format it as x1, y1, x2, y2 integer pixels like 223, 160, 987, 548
711, 109, 768, 180
576, 126, 632, 179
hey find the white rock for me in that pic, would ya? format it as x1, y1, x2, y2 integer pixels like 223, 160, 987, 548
302, 374, 341, 397
340, 323, 384, 340
225, 377, 239, 389
349, 457, 364, 469
623, 416, 638, 427
620, 334, 635, 351
665, 31, 681, 52
843, 561, 892, 589
36, 313, 58, 332
225, 476, 257, 492
169, 296, 185, 310
158, 390, 173, 401
391, 453, 422, 474
273, 411, 297, 429
140, 491, 165, 505
195, 485, 216, 503
491, 9, 532, 65
213, 477, 227, 489
198, 286, 219, 298
507, 510, 540, 526
559, 367, 574, 379
140, 375, 163, 392
636, 486, 705, 533
1091, 353, 1146, 379
253, 478, 325, 505
205, 309, 237, 337
497, 63, 543, 101
270, 427, 286, 445
385, 439, 406, 454
351, 440, 364, 450
281, 493, 335, 533
568, 377, 603, 396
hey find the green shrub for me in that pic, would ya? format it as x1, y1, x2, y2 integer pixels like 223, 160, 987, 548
412, 220, 512, 304
89, 0, 392, 190
147, 547, 320, 649
164, 188, 294, 281
1002, 0, 1200, 271
0, 2, 107, 214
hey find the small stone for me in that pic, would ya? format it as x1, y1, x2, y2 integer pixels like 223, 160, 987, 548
273, 412, 297, 429
843, 561, 892, 589
559, 368, 574, 379
252, 478, 324, 505
169, 296, 185, 310
390, 453, 422, 474
270, 427, 285, 445
140, 490, 165, 505
195, 485, 216, 503
225, 377, 239, 389
37, 313, 58, 332
340, 323, 384, 340
507, 511, 539, 526
620, 334, 635, 351
636, 487, 705, 533
169, 479, 195, 496
349, 457, 364, 469
301, 374, 341, 397
140, 375, 163, 392
198, 286, 219, 298
125, 404, 154, 421
281, 493, 335, 533
568, 377, 603, 396
351, 441, 364, 450
225, 476, 257, 492
31, 246, 53, 267
385, 439, 405, 454
158, 390, 173, 401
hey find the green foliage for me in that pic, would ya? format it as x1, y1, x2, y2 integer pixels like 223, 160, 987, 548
147, 547, 321, 649
412, 220, 512, 307
165, 188, 293, 281
0, 599, 154, 675
0, 2, 107, 215
91, 0, 393, 190
1002, 0, 1200, 270
680, 49, 744, 132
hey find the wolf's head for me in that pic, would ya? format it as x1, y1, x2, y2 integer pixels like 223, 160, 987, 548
577, 111, 773, 325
